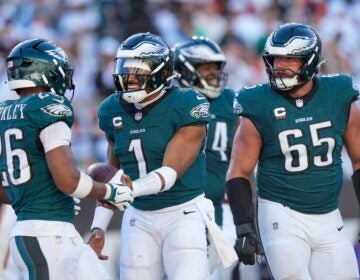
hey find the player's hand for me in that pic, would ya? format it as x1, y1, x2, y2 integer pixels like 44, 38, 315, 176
88, 228, 108, 260
73, 198, 81, 216
234, 223, 264, 265
104, 169, 133, 211
97, 199, 118, 211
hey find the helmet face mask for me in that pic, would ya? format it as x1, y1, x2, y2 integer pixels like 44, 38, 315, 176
113, 33, 174, 103
6, 39, 75, 97
262, 22, 322, 94
173, 37, 227, 99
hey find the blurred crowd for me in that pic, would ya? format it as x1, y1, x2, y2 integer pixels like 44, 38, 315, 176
0, 0, 359, 168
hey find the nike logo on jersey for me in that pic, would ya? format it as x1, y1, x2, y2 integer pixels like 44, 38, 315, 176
183, 210, 196, 215
196, 95, 206, 100
337, 226, 343, 231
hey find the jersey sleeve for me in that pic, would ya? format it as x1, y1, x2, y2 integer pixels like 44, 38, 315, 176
98, 94, 119, 141
234, 86, 257, 118
173, 88, 210, 129
28, 92, 74, 130
337, 74, 359, 102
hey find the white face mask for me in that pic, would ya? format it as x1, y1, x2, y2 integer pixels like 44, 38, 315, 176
273, 75, 301, 91
122, 89, 149, 103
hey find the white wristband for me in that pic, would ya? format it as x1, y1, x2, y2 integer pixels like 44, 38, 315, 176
70, 171, 93, 198
156, 166, 177, 191
90, 206, 114, 232
104, 184, 113, 200
132, 166, 177, 198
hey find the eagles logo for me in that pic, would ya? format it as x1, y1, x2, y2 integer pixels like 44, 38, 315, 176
41, 104, 72, 117
233, 99, 243, 115
190, 103, 210, 118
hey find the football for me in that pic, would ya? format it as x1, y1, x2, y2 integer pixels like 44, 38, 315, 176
86, 162, 118, 183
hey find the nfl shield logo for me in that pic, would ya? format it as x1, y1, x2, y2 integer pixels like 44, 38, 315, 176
296, 99, 303, 108
135, 112, 142, 121
272, 222, 279, 230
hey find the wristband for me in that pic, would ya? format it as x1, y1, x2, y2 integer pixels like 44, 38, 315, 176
90, 206, 114, 232
226, 177, 254, 225
132, 166, 177, 198
155, 166, 177, 191
70, 172, 93, 199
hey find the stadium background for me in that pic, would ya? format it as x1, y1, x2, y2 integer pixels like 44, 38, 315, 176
0, 0, 359, 279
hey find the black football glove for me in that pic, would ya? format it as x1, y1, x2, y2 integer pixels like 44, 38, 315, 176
234, 223, 264, 265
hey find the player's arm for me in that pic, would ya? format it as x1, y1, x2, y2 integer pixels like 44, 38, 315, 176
227, 116, 260, 181
128, 123, 207, 198
88, 136, 125, 259
43, 122, 132, 206
344, 102, 360, 216
106, 137, 120, 168
0, 183, 10, 204
163, 124, 206, 176
226, 116, 264, 265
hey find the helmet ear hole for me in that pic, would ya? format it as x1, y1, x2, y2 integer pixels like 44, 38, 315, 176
49, 71, 57, 82
162, 69, 169, 79
21, 61, 32, 67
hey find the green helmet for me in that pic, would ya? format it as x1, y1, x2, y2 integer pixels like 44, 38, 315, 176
6, 39, 75, 96
113, 32, 175, 103
172, 36, 227, 99
262, 23, 323, 93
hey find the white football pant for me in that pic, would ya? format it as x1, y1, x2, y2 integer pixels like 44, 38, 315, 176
119, 196, 209, 280
9, 221, 110, 280
258, 197, 359, 280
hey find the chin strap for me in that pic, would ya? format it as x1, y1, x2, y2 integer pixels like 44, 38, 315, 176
134, 88, 166, 109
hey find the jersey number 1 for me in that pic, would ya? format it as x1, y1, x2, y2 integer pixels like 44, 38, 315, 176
128, 139, 147, 177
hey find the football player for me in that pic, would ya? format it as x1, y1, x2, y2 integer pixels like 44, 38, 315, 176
173, 36, 238, 227
172, 36, 242, 279
226, 22, 360, 279
0, 39, 133, 279
88, 32, 226, 279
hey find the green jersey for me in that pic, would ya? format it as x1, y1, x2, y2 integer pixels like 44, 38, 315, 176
98, 87, 210, 211
205, 88, 237, 224
0, 92, 75, 222
235, 74, 358, 214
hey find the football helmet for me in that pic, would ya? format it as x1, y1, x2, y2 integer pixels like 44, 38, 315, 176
113, 32, 175, 103
172, 37, 227, 99
262, 22, 323, 93
6, 39, 75, 96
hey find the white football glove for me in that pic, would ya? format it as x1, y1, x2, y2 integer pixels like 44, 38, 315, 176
104, 169, 133, 211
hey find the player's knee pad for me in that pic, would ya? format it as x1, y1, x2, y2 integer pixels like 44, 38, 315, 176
265, 240, 311, 280
310, 240, 359, 280
120, 229, 161, 268
120, 265, 164, 280
63, 243, 110, 280
334, 241, 359, 279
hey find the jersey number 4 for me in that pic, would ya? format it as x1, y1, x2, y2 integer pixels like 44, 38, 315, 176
211, 121, 228, 161
278, 121, 335, 172
0, 128, 31, 186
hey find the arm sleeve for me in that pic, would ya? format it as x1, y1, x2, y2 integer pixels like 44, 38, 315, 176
39, 121, 71, 153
